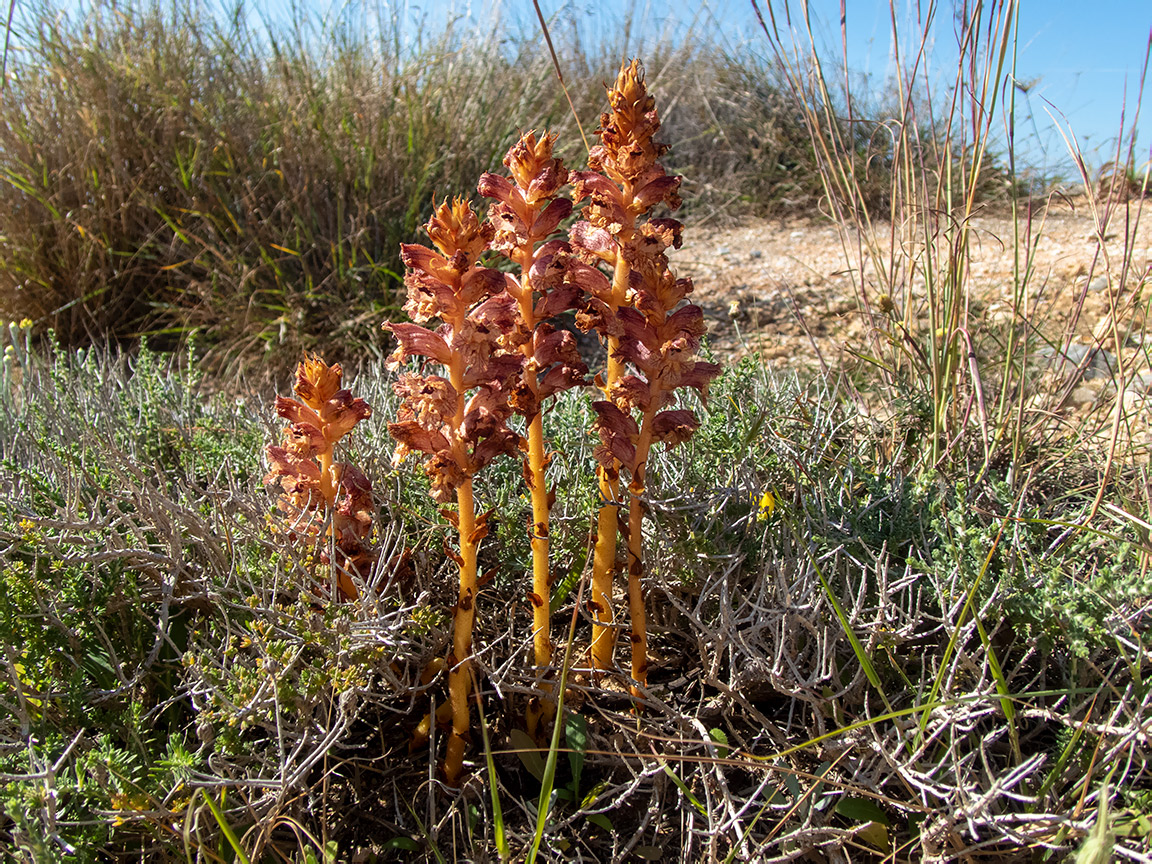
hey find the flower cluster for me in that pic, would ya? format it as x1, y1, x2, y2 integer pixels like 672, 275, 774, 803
384, 198, 524, 503
570, 59, 721, 692
373, 58, 720, 782
264, 355, 374, 601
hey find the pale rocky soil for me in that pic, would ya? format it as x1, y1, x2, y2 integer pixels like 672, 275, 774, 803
679, 196, 1152, 374
676, 195, 1152, 453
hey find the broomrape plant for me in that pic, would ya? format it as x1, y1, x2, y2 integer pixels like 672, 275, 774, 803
265, 355, 375, 602
383, 197, 523, 786
568, 60, 719, 687
479, 130, 588, 735
374, 58, 716, 782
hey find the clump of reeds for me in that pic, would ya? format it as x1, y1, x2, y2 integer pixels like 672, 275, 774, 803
265, 355, 375, 601
0, 0, 861, 372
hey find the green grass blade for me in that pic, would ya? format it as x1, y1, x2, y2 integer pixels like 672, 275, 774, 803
200, 788, 251, 864
660, 762, 706, 816
917, 513, 1011, 747
527, 561, 587, 863
784, 514, 892, 710
472, 676, 509, 862
974, 614, 1021, 763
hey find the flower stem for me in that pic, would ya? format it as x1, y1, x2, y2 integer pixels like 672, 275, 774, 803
445, 475, 478, 786
626, 408, 657, 698
589, 243, 632, 672
445, 338, 478, 786
524, 407, 555, 736
526, 410, 552, 664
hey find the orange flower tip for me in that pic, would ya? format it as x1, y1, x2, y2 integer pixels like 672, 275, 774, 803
295, 354, 345, 409
610, 59, 652, 112
426, 196, 493, 260
502, 130, 568, 201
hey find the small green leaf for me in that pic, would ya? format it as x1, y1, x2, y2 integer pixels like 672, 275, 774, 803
708, 727, 730, 758
586, 813, 613, 831
381, 837, 422, 852
510, 728, 546, 782
565, 712, 588, 794
581, 779, 609, 809
784, 773, 802, 801
835, 796, 890, 825
855, 820, 891, 852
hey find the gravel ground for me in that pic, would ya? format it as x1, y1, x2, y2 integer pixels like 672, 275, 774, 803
678, 196, 1152, 375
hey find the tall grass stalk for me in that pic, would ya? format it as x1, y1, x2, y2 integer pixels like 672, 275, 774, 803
754, 0, 1151, 484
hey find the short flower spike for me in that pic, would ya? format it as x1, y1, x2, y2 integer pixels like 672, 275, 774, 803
265, 355, 374, 601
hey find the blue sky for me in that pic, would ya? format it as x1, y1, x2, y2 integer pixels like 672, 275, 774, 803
408, 0, 1152, 176
16, 0, 1152, 176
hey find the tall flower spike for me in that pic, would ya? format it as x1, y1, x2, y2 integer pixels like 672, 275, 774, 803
568, 59, 685, 677
591, 256, 720, 697
265, 355, 374, 601
384, 197, 523, 786
479, 130, 586, 739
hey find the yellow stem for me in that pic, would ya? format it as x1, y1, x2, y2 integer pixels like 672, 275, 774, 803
318, 449, 335, 505
444, 332, 478, 786
317, 447, 356, 600
511, 239, 557, 736
444, 475, 477, 786
512, 256, 551, 672
526, 412, 552, 668
589, 232, 633, 672
626, 407, 657, 699
524, 409, 555, 738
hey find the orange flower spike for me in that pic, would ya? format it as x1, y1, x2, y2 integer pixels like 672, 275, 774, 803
479, 130, 584, 739
569, 59, 721, 696
266, 355, 375, 602
276, 355, 372, 504
427, 196, 491, 262
385, 198, 523, 785
569, 59, 680, 676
